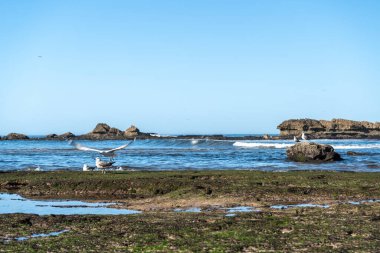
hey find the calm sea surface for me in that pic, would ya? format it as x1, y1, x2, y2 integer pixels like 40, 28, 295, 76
0, 138, 379, 172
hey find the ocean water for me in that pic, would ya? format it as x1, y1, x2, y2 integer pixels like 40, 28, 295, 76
0, 138, 379, 172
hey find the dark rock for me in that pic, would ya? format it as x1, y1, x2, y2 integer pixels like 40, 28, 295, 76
124, 125, 140, 137
278, 118, 380, 139
109, 127, 124, 136
6, 133, 29, 140
347, 151, 369, 156
59, 132, 75, 139
46, 134, 58, 139
287, 142, 342, 162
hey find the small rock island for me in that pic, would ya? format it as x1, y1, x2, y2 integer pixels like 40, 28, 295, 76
287, 142, 342, 162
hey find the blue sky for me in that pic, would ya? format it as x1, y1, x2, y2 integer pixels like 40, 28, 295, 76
0, 0, 379, 135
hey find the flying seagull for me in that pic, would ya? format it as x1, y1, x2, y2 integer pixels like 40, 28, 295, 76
70, 138, 135, 161
95, 157, 115, 174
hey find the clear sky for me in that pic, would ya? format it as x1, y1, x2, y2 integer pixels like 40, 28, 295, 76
0, 0, 379, 135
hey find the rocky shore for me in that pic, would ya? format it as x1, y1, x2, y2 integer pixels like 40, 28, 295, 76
278, 118, 380, 139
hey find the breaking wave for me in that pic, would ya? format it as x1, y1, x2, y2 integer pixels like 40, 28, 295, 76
233, 141, 380, 150
233, 142, 293, 149
332, 144, 380, 149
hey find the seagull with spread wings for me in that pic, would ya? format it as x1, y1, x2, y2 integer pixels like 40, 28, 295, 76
70, 138, 135, 161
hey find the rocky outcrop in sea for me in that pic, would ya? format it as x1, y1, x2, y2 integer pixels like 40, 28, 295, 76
278, 118, 380, 139
78, 123, 149, 140
3, 133, 29, 140
2, 119, 380, 141
287, 142, 342, 162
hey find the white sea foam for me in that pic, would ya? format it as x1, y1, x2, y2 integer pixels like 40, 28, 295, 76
191, 139, 199, 145
332, 144, 380, 149
233, 142, 293, 149
150, 133, 177, 138
233, 142, 380, 150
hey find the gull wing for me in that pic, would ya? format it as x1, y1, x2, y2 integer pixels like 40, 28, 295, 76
71, 142, 103, 153
98, 161, 115, 167
105, 139, 135, 153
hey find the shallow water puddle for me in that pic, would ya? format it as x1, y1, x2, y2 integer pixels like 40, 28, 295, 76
174, 207, 202, 213
347, 199, 380, 205
270, 199, 380, 210
16, 229, 69, 241
0, 193, 141, 215
270, 203, 330, 209
224, 206, 260, 217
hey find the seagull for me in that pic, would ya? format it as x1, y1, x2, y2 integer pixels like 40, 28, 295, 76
294, 136, 300, 142
82, 164, 95, 172
95, 157, 115, 174
301, 131, 308, 141
70, 138, 135, 161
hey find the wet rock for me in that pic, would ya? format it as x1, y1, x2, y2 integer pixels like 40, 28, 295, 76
124, 125, 140, 137
347, 151, 370, 156
287, 142, 342, 162
5, 133, 29, 140
277, 118, 380, 139
1, 180, 28, 190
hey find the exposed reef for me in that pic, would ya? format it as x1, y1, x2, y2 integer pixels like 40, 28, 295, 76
278, 118, 380, 139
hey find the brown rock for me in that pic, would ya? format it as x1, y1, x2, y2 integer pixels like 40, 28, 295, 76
124, 125, 140, 137
109, 127, 124, 136
277, 118, 380, 139
92, 123, 111, 134
346, 151, 369, 156
263, 134, 271, 140
287, 142, 342, 162
277, 119, 325, 136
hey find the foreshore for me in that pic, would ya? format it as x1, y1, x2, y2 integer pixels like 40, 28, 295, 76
1, 170, 379, 252
1, 170, 380, 209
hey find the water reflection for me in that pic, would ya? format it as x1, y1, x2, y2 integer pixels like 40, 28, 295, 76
0, 193, 141, 215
